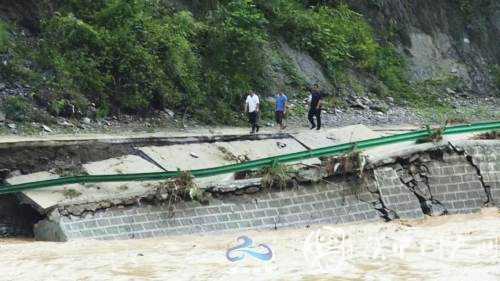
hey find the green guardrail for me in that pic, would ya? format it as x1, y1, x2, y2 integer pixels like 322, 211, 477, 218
0, 121, 499, 195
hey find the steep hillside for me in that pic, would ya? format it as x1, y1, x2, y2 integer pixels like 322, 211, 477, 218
0, 0, 498, 130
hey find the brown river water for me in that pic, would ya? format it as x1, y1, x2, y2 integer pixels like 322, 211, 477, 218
0, 208, 499, 281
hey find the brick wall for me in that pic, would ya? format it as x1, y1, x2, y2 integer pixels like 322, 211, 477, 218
464, 143, 500, 204
426, 150, 487, 214
35, 183, 382, 241
374, 167, 425, 220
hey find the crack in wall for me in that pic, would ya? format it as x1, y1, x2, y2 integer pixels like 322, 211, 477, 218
395, 156, 448, 217
448, 142, 494, 206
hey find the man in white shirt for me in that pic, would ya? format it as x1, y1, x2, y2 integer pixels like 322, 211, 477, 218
245, 91, 260, 134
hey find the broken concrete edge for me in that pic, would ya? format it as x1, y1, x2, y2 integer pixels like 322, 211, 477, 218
0, 132, 292, 150
46, 166, 325, 217
365, 140, 500, 169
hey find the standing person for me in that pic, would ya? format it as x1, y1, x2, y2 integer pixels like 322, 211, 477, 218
275, 91, 288, 130
245, 91, 260, 134
308, 84, 323, 130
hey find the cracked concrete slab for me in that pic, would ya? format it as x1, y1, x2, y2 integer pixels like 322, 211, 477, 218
292, 124, 382, 150
7, 172, 66, 211
214, 138, 320, 165
138, 143, 235, 187
79, 155, 165, 202
6, 172, 87, 212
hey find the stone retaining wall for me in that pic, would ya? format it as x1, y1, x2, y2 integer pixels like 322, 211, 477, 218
34, 141, 500, 241
35, 183, 381, 241
465, 143, 500, 204
374, 167, 425, 220
426, 150, 487, 214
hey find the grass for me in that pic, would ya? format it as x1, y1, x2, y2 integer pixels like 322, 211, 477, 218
153, 171, 205, 204
324, 147, 366, 178
415, 124, 446, 144
260, 163, 293, 190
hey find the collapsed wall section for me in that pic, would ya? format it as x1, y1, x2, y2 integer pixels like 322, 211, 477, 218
374, 167, 425, 220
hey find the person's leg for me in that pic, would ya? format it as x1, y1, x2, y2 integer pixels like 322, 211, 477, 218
308, 109, 316, 129
279, 111, 285, 129
316, 109, 322, 130
255, 112, 260, 132
276, 111, 283, 129
249, 112, 256, 133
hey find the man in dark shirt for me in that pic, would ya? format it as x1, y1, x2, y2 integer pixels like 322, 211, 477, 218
308, 84, 323, 130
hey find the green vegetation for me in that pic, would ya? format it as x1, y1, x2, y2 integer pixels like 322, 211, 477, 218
257, 0, 407, 92
492, 65, 500, 96
157, 171, 205, 203
0, 0, 444, 124
261, 163, 293, 190
416, 124, 446, 144
2, 96, 31, 121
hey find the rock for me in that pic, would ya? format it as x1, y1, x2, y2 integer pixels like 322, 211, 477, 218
58, 119, 74, 127
244, 186, 260, 194
0, 83, 5, 91
425, 200, 447, 216
463, 38, 470, 44
7, 123, 16, 129
387, 96, 394, 103
41, 125, 52, 132
369, 104, 387, 113
361, 96, 372, 105
164, 109, 175, 117
445, 88, 456, 94
350, 99, 368, 110
190, 152, 199, 158
0, 169, 10, 181
82, 117, 92, 124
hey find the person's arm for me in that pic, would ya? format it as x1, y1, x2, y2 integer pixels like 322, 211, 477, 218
317, 95, 322, 110
244, 97, 249, 113
256, 96, 260, 112
284, 96, 288, 114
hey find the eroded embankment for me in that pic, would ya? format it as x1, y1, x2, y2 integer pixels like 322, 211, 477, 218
0, 133, 289, 238
31, 140, 499, 242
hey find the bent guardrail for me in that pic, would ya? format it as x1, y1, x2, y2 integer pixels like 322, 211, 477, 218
0, 121, 499, 195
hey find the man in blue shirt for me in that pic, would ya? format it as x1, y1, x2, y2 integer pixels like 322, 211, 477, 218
275, 92, 288, 130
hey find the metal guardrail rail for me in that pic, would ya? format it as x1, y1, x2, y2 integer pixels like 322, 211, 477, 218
0, 121, 499, 195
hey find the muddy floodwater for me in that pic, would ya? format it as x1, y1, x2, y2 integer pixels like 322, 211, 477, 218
1, 209, 499, 281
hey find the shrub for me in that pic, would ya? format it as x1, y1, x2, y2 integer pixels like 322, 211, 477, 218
2, 96, 31, 121
0, 21, 8, 52
197, 0, 270, 120
256, 0, 406, 93
492, 65, 500, 96
39, 0, 203, 115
